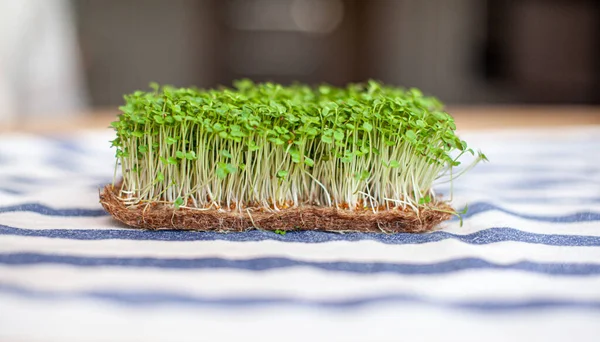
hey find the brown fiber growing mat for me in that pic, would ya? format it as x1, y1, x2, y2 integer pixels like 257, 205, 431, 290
100, 184, 453, 233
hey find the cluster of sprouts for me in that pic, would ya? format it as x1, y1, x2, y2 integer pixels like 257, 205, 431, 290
111, 80, 485, 213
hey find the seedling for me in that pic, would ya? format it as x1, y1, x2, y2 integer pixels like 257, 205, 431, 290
100, 80, 485, 233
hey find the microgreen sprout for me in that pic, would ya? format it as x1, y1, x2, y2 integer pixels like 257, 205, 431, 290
110, 80, 485, 216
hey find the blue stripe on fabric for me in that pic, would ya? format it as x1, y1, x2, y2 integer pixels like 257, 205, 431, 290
505, 178, 596, 190
4, 175, 106, 185
1, 253, 599, 276
457, 202, 600, 222
1, 283, 600, 311
1, 201, 599, 222
2, 225, 600, 246
49, 137, 88, 154
0, 204, 107, 216
45, 155, 80, 172
495, 197, 600, 204
0, 187, 23, 195
6, 176, 39, 184
467, 164, 600, 175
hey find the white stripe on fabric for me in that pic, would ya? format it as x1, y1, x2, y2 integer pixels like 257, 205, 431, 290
1, 295, 599, 342
2, 235, 600, 264
2, 266, 600, 302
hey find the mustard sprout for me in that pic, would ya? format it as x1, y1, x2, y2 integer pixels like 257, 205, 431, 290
110, 80, 486, 213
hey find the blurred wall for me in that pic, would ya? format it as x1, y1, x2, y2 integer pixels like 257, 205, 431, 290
216, 0, 361, 86
75, 0, 600, 107
76, 0, 216, 107
0, 0, 85, 122
364, 0, 502, 103
505, 0, 598, 103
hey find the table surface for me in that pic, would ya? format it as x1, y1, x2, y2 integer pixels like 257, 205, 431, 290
1, 105, 600, 133
1, 107, 600, 342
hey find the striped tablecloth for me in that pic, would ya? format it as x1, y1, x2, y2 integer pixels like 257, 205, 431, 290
1, 127, 599, 341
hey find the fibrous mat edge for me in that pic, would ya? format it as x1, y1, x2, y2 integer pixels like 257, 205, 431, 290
100, 184, 453, 233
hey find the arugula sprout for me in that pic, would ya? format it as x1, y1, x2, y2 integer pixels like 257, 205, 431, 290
111, 80, 485, 213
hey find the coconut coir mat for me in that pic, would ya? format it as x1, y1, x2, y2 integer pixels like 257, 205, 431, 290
100, 184, 453, 233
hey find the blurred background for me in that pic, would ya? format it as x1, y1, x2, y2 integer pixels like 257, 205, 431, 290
0, 0, 599, 124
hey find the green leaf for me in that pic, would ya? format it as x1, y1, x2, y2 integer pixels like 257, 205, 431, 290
405, 130, 416, 141
333, 130, 344, 141
220, 149, 232, 159
216, 169, 227, 179
156, 172, 164, 182
174, 197, 184, 210
319, 85, 331, 95
321, 135, 333, 144
185, 151, 197, 160
277, 170, 289, 179
110, 138, 121, 147
362, 122, 373, 132
273, 138, 285, 145
409, 88, 423, 97
418, 195, 432, 205
225, 163, 236, 174
216, 164, 228, 179
479, 151, 489, 162
389, 160, 400, 168
304, 157, 314, 167
230, 127, 247, 137
248, 142, 260, 152
289, 146, 300, 157
340, 153, 352, 163
166, 137, 177, 145
153, 115, 165, 124
305, 127, 318, 136
457, 204, 468, 227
